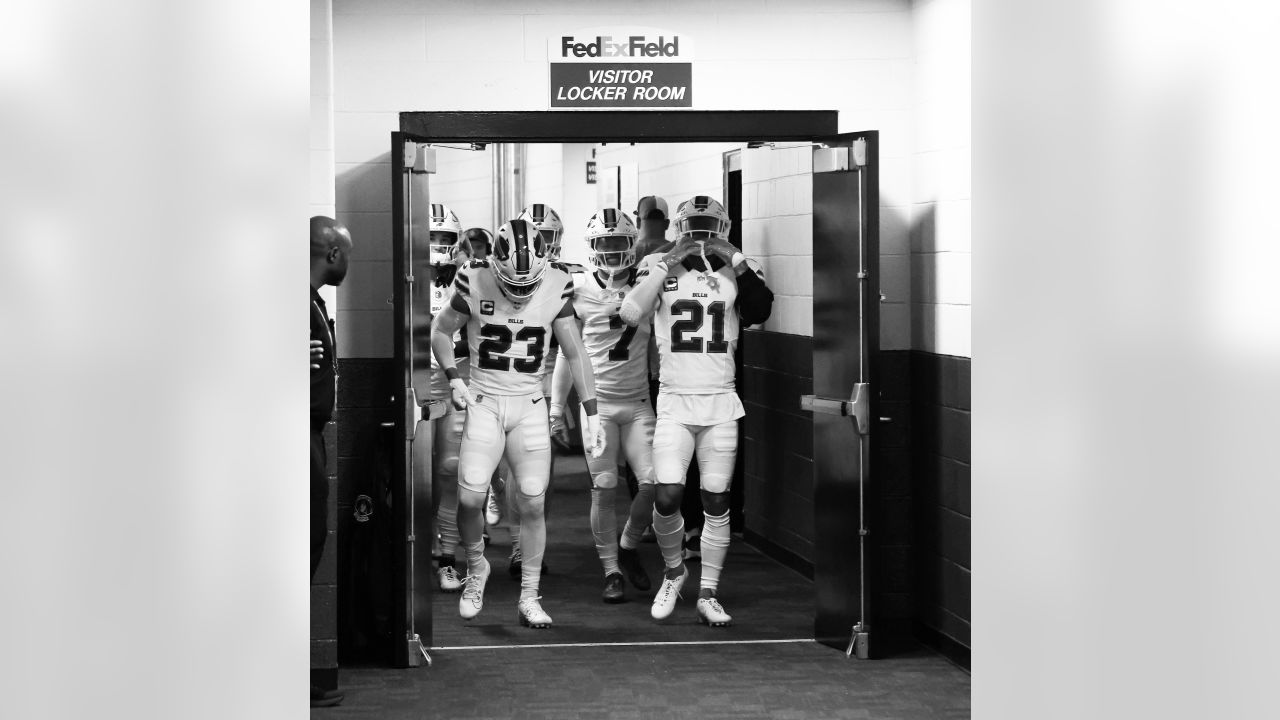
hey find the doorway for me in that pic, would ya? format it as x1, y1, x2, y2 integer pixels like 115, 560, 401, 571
385, 111, 883, 665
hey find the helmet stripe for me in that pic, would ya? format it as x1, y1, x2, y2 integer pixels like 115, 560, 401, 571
513, 221, 530, 273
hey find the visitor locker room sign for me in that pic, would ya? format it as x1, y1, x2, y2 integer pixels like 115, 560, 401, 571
549, 28, 693, 108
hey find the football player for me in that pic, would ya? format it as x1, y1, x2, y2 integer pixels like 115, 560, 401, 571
620, 195, 774, 627
549, 209, 657, 603
431, 217, 606, 629
505, 204, 575, 580
417, 204, 470, 592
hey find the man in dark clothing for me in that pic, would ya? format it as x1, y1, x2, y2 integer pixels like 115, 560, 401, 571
310, 215, 352, 708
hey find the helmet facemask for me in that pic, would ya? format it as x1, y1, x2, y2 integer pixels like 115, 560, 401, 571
491, 219, 549, 303
589, 234, 636, 279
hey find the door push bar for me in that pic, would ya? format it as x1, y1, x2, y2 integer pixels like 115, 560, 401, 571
800, 383, 871, 435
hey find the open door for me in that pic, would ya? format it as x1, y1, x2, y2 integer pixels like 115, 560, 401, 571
390, 132, 438, 668
804, 132, 881, 657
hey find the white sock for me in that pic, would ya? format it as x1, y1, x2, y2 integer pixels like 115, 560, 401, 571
591, 487, 620, 576
699, 511, 730, 592
652, 508, 685, 571
518, 493, 545, 600
437, 502, 459, 559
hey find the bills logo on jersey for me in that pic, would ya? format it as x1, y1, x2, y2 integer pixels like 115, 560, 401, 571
480, 300, 495, 315
663, 276, 679, 292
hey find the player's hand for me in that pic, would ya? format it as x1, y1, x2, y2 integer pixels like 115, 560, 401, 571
663, 237, 700, 266
700, 236, 738, 262
585, 413, 607, 459
549, 408, 566, 436
310, 339, 324, 369
449, 378, 478, 410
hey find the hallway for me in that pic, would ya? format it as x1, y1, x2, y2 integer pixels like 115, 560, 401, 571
319, 454, 970, 718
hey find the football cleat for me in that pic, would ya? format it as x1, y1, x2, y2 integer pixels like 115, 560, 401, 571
437, 565, 463, 593
484, 487, 502, 526
697, 596, 733, 627
618, 547, 651, 592
650, 567, 688, 620
517, 597, 553, 629
602, 572, 625, 604
458, 559, 491, 620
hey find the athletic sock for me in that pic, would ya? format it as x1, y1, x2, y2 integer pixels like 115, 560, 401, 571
518, 492, 546, 600
620, 482, 656, 551
437, 501, 459, 558
463, 540, 486, 576
652, 508, 685, 571
699, 510, 730, 591
591, 487, 620, 576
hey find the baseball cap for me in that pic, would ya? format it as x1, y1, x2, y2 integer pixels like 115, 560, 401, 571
635, 195, 669, 219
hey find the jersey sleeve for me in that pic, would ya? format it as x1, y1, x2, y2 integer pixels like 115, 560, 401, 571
735, 258, 773, 326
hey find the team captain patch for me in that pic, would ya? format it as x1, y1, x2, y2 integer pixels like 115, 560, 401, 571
480, 300, 495, 315
663, 276, 679, 292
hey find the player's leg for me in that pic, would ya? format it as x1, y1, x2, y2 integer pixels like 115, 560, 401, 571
617, 398, 657, 592
431, 407, 466, 591
504, 397, 554, 627
681, 453, 705, 562
455, 398, 505, 619
692, 419, 739, 626
650, 416, 695, 620
582, 401, 625, 602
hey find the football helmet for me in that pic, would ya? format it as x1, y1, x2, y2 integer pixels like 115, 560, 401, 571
462, 227, 493, 260
517, 204, 565, 260
584, 208, 639, 279
428, 203, 463, 265
490, 218, 550, 302
673, 195, 731, 240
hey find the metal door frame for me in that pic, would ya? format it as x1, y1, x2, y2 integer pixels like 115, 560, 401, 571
388, 111, 880, 667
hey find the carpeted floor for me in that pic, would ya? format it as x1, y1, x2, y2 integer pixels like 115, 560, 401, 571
319, 452, 971, 718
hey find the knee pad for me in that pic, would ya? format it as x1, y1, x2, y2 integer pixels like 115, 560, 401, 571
696, 421, 738, 494
652, 421, 694, 485
591, 471, 618, 490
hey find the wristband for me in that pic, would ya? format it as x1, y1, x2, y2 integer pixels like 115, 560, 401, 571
444, 366, 460, 381
549, 403, 564, 416
580, 398, 598, 416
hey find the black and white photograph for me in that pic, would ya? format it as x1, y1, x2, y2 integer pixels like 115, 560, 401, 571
5, 1, 1277, 719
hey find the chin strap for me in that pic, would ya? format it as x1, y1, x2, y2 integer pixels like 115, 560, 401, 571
698, 241, 720, 292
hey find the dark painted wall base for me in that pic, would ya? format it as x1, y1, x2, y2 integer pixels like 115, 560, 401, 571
743, 528, 814, 581
914, 620, 971, 672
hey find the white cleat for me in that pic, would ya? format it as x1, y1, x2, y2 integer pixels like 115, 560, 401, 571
484, 486, 502, 526
458, 559, 491, 620
650, 568, 688, 620
437, 565, 463, 593
697, 596, 733, 627
517, 596, 554, 629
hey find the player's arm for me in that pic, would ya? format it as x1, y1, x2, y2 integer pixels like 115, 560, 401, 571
430, 292, 475, 408
552, 302, 605, 458
619, 241, 696, 326
548, 315, 583, 434
702, 237, 775, 326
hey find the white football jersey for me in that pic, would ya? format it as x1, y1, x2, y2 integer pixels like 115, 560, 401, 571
635, 252, 750, 395
571, 268, 651, 402
453, 260, 574, 397
428, 277, 469, 400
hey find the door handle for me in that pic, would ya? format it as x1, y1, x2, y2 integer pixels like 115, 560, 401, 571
800, 383, 871, 436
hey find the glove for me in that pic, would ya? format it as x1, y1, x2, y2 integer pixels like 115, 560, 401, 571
549, 405, 566, 436
449, 378, 478, 410
584, 413, 607, 460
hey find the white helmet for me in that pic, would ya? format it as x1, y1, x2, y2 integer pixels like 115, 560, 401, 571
490, 218, 550, 302
584, 208, 639, 278
673, 195, 731, 240
516, 204, 565, 260
427, 203, 463, 265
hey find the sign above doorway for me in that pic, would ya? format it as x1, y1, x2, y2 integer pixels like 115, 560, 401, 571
548, 27, 693, 109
